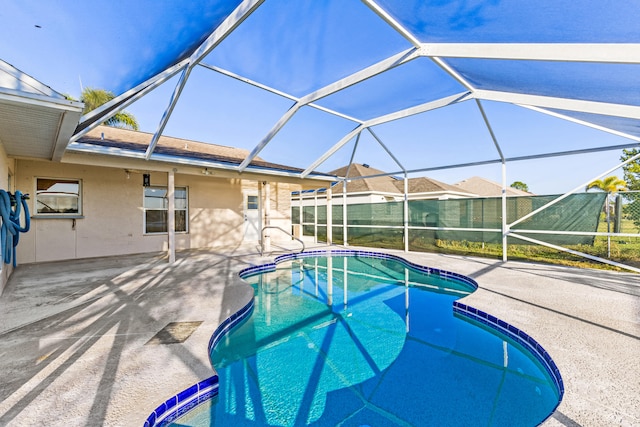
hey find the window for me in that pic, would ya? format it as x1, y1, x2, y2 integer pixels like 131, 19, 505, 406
247, 195, 259, 210
144, 186, 188, 233
36, 178, 81, 215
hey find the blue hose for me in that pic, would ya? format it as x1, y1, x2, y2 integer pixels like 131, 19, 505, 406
0, 190, 30, 267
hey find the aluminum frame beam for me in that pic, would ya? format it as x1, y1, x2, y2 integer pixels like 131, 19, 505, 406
72, 59, 190, 141
145, 67, 192, 159
367, 92, 472, 127
475, 99, 508, 260
421, 43, 640, 64
361, 0, 421, 47
367, 128, 405, 173
474, 89, 640, 119
237, 102, 301, 171
336, 141, 640, 182
198, 63, 362, 123
519, 105, 640, 143
238, 48, 419, 172
509, 233, 640, 274
146, 0, 265, 159
509, 150, 640, 228
302, 125, 364, 178
301, 92, 470, 178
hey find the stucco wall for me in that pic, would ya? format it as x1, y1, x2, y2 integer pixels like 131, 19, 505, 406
15, 160, 294, 263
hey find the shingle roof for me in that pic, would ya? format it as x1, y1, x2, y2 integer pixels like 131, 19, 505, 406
330, 163, 402, 194
330, 163, 476, 197
453, 176, 533, 197
77, 125, 330, 175
393, 176, 473, 195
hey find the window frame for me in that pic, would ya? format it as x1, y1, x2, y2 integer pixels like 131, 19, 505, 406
143, 185, 189, 235
34, 177, 83, 218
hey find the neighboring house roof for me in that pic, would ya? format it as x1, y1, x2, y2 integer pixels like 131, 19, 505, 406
75, 125, 333, 177
393, 176, 474, 196
330, 163, 402, 194
328, 163, 475, 198
453, 176, 533, 197
324, 164, 533, 198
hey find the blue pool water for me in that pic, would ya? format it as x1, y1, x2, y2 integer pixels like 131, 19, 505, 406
169, 254, 561, 426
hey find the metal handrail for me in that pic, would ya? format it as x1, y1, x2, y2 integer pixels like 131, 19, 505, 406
260, 225, 305, 256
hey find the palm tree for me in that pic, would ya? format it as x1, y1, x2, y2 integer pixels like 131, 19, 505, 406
586, 176, 627, 256
585, 176, 627, 193
80, 87, 139, 130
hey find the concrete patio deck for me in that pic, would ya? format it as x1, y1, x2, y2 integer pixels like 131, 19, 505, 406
0, 245, 638, 426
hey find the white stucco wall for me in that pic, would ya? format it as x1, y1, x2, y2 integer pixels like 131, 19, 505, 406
15, 160, 294, 263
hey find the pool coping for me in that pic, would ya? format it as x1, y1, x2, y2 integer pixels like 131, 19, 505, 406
144, 249, 564, 426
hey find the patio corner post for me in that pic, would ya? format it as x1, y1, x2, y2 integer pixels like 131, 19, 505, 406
404, 174, 409, 252
168, 168, 176, 264
343, 179, 348, 246
327, 186, 332, 245
501, 161, 508, 262
258, 181, 263, 246
264, 181, 271, 253
299, 188, 303, 238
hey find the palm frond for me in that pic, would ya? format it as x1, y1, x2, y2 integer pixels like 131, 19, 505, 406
80, 87, 139, 130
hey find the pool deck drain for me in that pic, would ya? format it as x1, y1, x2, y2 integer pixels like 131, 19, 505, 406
0, 244, 638, 426
145, 321, 203, 345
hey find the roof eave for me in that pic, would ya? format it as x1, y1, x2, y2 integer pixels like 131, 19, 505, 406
64, 142, 337, 182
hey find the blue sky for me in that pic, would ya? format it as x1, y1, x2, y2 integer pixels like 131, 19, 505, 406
1, 0, 634, 195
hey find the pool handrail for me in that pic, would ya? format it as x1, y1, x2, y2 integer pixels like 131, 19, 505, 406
260, 225, 305, 256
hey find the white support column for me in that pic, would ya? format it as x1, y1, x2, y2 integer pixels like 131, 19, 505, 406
326, 186, 333, 245
501, 162, 508, 262
299, 190, 303, 238
404, 174, 409, 252
475, 99, 508, 262
314, 189, 318, 244
343, 180, 348, 246
258, 181, 263, 246
168, 169, 176, 263
264, 181, 271, 253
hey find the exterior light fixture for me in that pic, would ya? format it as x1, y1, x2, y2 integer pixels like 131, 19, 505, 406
143, 173, 150, 186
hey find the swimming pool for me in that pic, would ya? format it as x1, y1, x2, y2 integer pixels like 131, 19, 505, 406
147, 250, 563, 426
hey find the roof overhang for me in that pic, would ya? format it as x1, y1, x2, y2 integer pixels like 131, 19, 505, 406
0, 61, 83, 161
61, 148, 336, 187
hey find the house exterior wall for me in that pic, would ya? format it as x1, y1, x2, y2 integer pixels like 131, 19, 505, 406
269, 181, 294, 232
15, 160, 294, 264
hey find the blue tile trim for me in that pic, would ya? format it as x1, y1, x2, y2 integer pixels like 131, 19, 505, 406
453, 301, 565, 420
263, 249, 480, 292
145, 298, 254, 427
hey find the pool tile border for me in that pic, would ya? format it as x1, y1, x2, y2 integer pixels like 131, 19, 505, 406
144, 299, 254, 427
453, 302, 565, 399
144, 249, 563, 426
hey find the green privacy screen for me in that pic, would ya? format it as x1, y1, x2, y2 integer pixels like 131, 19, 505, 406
408, 193, 607, 245
294, 193, 607, 247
